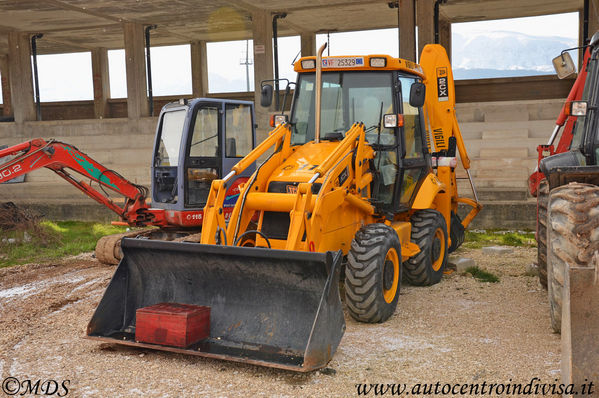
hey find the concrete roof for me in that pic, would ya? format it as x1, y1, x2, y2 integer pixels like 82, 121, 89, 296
0, 0, 585, 55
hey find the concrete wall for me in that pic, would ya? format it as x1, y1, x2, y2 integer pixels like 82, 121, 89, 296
0, 98, 564, 229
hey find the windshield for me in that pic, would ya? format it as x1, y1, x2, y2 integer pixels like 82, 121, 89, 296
571, 56, 597, 150
156, 109, 186, 167
290, 71, 395, 145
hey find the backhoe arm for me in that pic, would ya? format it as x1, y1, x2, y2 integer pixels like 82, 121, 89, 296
419, 44, 481, 228
0, 138, 166, 226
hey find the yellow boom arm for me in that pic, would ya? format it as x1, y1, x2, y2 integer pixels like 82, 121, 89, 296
419, 44, 481, 228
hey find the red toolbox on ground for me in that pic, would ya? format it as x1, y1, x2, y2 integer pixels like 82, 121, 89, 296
135, 303, 210, 348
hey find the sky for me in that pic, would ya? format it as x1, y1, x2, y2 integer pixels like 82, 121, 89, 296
0, 11, 581, 103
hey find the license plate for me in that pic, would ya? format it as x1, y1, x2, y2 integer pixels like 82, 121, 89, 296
323, 57, 364, 68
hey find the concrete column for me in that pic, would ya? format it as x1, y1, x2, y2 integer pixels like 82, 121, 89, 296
399, 0, 416, 62
7, 32, 35, 123
252, 10, 274, 141
439, 16, 451, 61
91, 48, 110, 119
300, 32, 316, 57
582, 5, 599, 66
0, 55, 12, 117
561, 264, 599, 393
123, 22, 149, 119
416, 0, 435, 61
191, 40, 208, 97
589, 1, 599, 41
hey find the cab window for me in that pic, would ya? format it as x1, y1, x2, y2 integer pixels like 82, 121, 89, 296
189, 107, 219, 157
399, 76, 424, 159
225, 103, 253, 157
156, 109, 186, 166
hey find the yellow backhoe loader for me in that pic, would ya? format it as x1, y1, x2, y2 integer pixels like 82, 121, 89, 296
87, 43, 481, 372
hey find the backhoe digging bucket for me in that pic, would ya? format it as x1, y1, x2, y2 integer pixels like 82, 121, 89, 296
87, 239, 345, 372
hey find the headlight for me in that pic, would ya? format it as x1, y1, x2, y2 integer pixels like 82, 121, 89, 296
571, 101, 587, 117
301, 59, 316, 69
270, 114, 289, 127
369, 57, 386, 68
384, 114, 404, 128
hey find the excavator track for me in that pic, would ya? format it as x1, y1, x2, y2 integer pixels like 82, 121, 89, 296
95, 228, 155, 265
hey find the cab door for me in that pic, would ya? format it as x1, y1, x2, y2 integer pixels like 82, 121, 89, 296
184, 102, 222, 208
394, 75, 430, 209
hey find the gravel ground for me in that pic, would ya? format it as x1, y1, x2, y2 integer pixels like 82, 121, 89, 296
0, 247, 560, 397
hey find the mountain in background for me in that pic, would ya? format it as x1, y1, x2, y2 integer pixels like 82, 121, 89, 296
452, 31, 577, 80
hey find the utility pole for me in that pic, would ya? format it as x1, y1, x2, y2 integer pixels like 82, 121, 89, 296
240, 40, 253, 92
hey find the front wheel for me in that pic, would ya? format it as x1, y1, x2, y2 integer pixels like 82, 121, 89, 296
404, 209, 448, 286
345, 224, 402, 323
547, 183, 599, 333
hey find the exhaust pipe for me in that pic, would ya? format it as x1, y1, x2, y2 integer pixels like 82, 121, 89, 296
314, 43, 327, 144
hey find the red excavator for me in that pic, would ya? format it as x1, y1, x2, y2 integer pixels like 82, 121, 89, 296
0, 98, 256, 263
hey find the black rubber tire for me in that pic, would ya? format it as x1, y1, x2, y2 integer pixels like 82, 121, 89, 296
547, 183, 599, 334
537, 179, 549, 289
404, 209, 448, 286
448, 211, 465, 253
345, 224, 402, 323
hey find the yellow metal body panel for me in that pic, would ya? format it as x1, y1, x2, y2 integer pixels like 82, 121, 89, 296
412, 173, 445, 210
389, 221, 420, 261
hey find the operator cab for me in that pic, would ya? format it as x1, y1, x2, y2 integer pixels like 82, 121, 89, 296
540, 32, 599, 178
152, 98, 256, 211
284, 55, 430, 213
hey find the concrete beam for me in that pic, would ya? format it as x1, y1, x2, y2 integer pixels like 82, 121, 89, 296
0, 55, 12, 117
300, 32, 315, 57
252, 10, 274, 141
416, 0, 435, 61
91, 48, 110, 119
399, 0, 416, 61
123, 22, 149, 119
7, 32, 35, 123
561, 264, 599, 394
191, 40, 208, 97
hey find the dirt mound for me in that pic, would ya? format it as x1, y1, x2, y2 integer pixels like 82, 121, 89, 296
0, 202, 41, 231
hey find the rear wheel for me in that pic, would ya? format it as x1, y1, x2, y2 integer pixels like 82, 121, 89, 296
345, 224, 401, 323
404, 210, 448, 286
537, 179, 549, 289
547, 183, 599, 333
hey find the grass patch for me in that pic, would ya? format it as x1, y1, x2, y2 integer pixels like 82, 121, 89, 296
465, 266, 500, 283
463, 230, 536, 249
0, 221, 130, 268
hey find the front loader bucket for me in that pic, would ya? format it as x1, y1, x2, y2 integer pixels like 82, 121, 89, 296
87, 239, 345, 372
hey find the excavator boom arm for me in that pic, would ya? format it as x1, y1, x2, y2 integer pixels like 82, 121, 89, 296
0, 138, 166, 226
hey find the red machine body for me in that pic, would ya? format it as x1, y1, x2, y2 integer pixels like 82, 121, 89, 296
528, 49, 590, 197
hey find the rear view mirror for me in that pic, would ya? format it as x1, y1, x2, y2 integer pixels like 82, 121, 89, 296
409, 82, 426, 108
552, 52, 576, 79
261, 84, 273, 107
